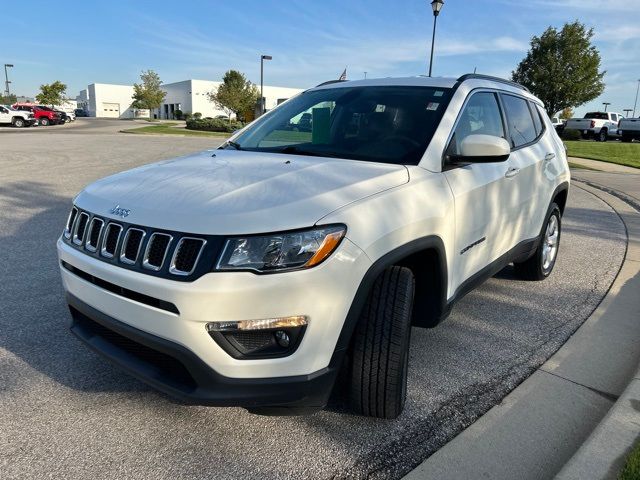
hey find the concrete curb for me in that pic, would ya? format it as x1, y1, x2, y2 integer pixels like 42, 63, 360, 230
404, 180, 640, 480
555, 366, 640, 479
554, 182, 640, 480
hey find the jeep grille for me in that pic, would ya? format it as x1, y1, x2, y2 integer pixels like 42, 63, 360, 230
63, 207, 214, 281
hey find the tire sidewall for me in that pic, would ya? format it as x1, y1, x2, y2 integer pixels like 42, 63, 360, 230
538, 206, 561, 277
13, 118, 24, 128
40, 117, 49, 126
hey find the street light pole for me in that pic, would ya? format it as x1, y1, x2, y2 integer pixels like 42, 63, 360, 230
4, 64, 13, 98
602, 102, 611, 112
428, 0, 444, 77
623, 109, 633, 117
633, 79, 640, 117
260, 55, 272, 116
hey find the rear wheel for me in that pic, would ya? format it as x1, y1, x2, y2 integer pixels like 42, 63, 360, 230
597, 129, 608, 142
12, 117, 25, 128
39, 117, 49, 126
514, 204, 561, 280
348, 266, 414, 419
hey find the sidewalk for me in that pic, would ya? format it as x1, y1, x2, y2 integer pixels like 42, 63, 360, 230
405, 173, 640, 480
569, 156, 639, 174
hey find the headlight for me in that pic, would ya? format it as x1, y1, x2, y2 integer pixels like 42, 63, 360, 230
216, 225, 346, 272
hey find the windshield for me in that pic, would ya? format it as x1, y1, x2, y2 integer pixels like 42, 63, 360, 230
584, 112, 608, 119
229, 85, 453, 165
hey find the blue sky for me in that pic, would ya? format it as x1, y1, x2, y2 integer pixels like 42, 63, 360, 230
2, 0, 639, 115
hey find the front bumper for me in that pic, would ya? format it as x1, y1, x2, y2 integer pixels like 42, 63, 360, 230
67, 293, 338, 411
57, 235, 370, 392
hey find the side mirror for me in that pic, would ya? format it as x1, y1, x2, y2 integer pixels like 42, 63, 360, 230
453, 134, 511, 163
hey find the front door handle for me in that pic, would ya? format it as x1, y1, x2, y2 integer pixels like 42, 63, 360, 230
505, 167, 520, 178
544, 152, 556, 162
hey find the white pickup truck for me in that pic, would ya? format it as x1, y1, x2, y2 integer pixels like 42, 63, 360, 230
564, 112, 622, 142
0, 104, 38, 127
618, 117, 640, 142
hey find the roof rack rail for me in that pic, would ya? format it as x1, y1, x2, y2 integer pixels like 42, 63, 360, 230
315, 79, 347, 87
456, 74, 529, 92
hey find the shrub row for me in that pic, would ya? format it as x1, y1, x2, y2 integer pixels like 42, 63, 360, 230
186, 118, 245, 133
560, 129, 582, 141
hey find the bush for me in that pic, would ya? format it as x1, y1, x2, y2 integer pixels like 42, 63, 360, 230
561, 129, 582, 141
174, 109, 183, 120
193, 112, 202, 119
183, 113, 192, 121
186, 118, 245, 133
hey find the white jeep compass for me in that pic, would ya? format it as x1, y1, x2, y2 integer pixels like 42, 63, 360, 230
58, 74, 569, 418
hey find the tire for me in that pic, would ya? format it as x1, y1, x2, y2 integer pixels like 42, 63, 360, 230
621, 135, 632, 143
348, 266, 415, 419
12, 117, 25, 128
64, 117, 70, 123
597, 129, 607, 142
514, 203, 561, 281
39, 117, 50, 126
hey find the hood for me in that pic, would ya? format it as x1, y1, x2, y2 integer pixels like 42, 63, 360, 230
75, 150, 409, 234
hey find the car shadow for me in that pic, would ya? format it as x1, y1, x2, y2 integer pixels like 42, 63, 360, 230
0, 180, 150, 395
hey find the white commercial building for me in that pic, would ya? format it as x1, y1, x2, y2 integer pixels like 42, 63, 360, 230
76, 80, 303, 120
76, 83, 136, 118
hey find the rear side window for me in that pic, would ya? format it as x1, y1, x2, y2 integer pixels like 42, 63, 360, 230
529, 102, 543, 135
501, 94, 537, 148
610, 113, 618, 122
446, 92, 505, 156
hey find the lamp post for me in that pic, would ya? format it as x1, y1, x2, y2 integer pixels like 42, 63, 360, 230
260, 55, 272, 116
428, 0, 444, 77
4, 64, 13, 98
633, 79, 640, 117
602, 102, 611, 112
623, 109, 632, 117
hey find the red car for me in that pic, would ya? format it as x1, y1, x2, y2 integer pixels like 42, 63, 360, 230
12, 103, 62, 126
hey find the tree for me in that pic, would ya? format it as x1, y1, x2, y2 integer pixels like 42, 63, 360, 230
559, 107, 574, 119
131, 70, 166, 111
208, 70, 259, 121
512, 21, 605, 116
35, 81, 67, 106
0, 93, 17, 104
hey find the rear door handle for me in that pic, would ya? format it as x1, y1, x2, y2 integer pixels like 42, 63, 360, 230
505, 167, 520, 178
544, 152, 556, 162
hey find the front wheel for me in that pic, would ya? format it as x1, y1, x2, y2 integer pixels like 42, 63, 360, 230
64, 117, 70, 123
12, 117, 25, 128
514, 204, 561, 280
39, 117, 50, 126
348, 266, 415, 419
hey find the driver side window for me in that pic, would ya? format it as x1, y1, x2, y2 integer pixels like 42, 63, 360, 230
446, 92, 505, 157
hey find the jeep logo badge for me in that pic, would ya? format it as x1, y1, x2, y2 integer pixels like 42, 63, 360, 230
110, 205, 131, 218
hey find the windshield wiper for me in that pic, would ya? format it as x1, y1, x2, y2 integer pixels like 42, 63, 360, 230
225, 140, 243, 150
277, 145, 341, 158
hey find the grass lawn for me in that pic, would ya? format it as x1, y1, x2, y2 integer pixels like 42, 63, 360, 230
121, 123, 230, 138
565, 140, 640, 169
619, 439, 640, 480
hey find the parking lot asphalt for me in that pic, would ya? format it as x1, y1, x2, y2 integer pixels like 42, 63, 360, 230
0, 125, 627, 479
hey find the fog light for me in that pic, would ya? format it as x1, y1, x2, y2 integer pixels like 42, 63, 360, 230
206, 316, 308, 359
206, 315, 308, 332
274, 330, 290, 347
